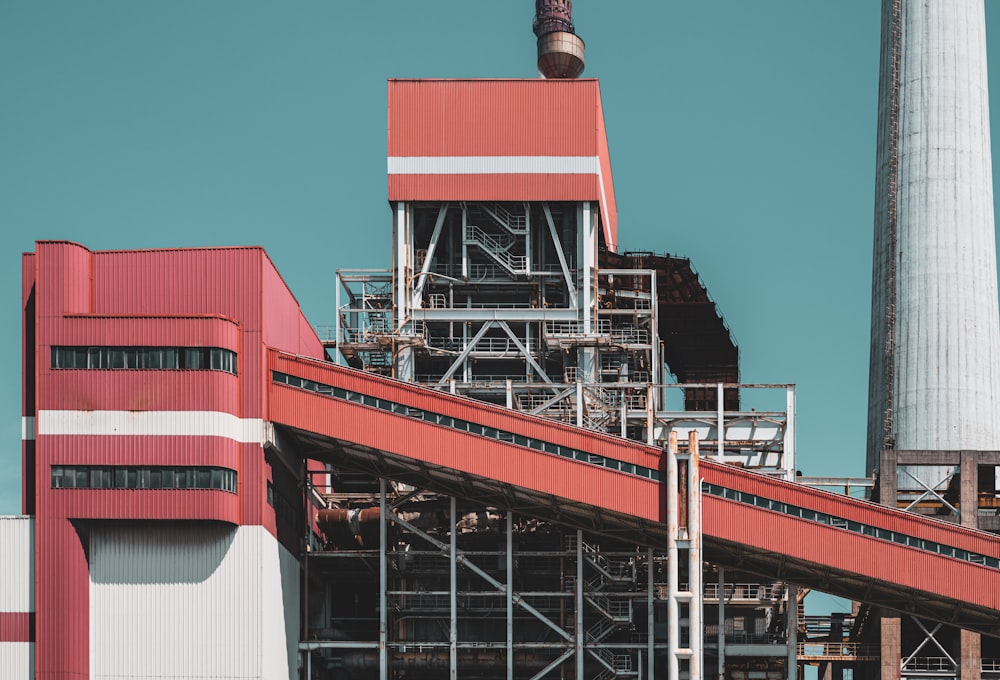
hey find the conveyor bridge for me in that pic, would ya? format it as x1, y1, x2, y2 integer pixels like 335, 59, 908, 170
268, 350, 1000, 637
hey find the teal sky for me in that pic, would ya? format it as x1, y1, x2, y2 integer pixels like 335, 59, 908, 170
1, 1, 999, 515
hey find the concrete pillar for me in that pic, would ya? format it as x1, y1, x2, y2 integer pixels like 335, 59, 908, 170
881, 612, 901, 680
961, 629, 981, 680
959, 452, 982, 680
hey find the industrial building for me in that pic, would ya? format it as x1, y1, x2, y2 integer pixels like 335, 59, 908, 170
3, 1, 1000, 679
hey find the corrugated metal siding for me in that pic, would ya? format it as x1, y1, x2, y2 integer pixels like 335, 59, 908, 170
706, 462, 1000, 557
0, 642, 33, 680
388, 173, 601, 202
22, 253, 36, 422
38, 367, 240, 413
267, 351, 1000, 612
35, 518, 88, 678
388, 79, 598, 157
35, 436, 244, 523
269, 351, 657, 467
36, 241, 93, 317
90, 524, 297, 680
46, 314, 240, 348
704, 495, 1000, 611
0, 517, 34, 614
90, 247, 263, 329
386, 79, 618, 241
269, 383, 660, 520
595, 90, 618, 249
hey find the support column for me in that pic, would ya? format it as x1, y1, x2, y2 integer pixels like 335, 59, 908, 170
718, 567, 726, 680
648, 548, 655, 680
576, 530, 584, 680
507, 512, 514, 680
666, 433, 680, 680
961, 629, 981, 680
880, 612, 901, 680
379, 479, 388, 680
786, 585, 797, 680
960, 452, 981, 680
688, 432, 703, 680
450, 496, 457, 680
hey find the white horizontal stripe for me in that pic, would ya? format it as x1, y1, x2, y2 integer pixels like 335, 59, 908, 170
388, 155, 601, 175
389, 153, 615, 252
37, 410, 265, 444
21, 417, 35, 441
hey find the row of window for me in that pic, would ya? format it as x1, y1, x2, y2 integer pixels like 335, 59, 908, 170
273, 371, 662, 481
52, 346, 237, 374
702, 482, 1000, 570
51, 465, 238, 493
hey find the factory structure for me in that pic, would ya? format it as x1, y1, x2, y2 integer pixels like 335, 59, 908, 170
2, 1, 1000, 679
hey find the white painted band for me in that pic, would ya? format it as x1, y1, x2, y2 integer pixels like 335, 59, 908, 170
21, 417, 35, 441
388, 154, 615, 249
37, 410, 265, 444
387, 155, 601, 175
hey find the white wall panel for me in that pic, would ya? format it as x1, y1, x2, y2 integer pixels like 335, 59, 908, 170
0, 642, 34, 679
90, 523, 299, 680
0, 517, 34, 612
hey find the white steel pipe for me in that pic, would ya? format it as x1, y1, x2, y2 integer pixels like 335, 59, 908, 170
667, 431, 680, 680
688, 431, 703, 680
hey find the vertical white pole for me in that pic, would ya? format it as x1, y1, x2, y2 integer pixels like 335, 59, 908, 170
688, 431, 703, 680
667, 432, 679, 680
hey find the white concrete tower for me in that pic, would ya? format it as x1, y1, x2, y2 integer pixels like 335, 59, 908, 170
868, 0, 1000, 474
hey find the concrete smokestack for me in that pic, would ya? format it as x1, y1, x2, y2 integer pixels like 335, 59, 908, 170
868, 0, 1000, 475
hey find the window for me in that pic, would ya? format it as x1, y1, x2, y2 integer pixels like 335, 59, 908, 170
52, 346, 236, 375
51, 465, 237, 493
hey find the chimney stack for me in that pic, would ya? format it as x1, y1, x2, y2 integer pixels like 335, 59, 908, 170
533, 0, 585, 79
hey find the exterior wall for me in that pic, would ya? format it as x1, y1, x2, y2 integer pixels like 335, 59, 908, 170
0, 516, 34, 679
90, 524, 298, 680
23, 241, 321, 679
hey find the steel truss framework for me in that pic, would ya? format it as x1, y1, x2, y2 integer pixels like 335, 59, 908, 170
315, 200, 813, 680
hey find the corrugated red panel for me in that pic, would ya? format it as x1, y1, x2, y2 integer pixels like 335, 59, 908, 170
269, 380, 661, 521
704, 495, 1000, 612
37, 370, 240, 413
269, 351, 659, 469
387, 79, 618, 248
595, 93, 618, 250
387, 173, 601, 202
35, 241, 93, 317
0, 613, 34, 642
268, 350, 1000, 613
388, 79, 599, 157
35, 517, 88, 678
705, 462, 1000, 558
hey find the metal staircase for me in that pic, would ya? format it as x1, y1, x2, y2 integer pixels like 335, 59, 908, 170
463, 224, 527, 276
580, 540, 639, 679
468, 202, 529, 235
